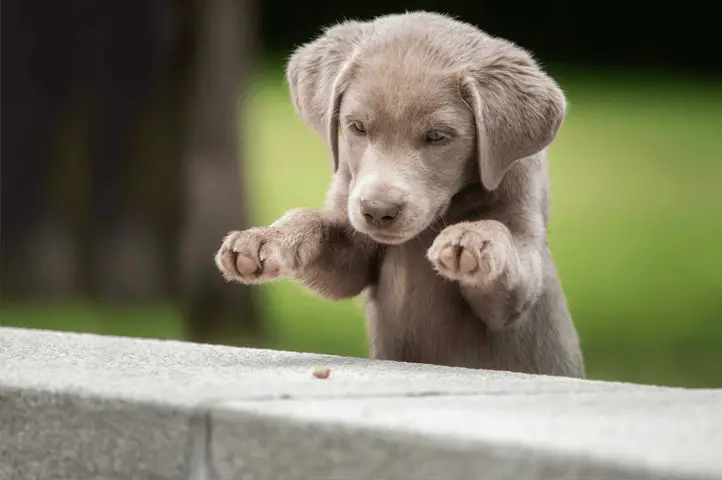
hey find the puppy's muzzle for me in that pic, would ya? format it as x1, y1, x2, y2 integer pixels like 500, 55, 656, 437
360, 198, 404, 228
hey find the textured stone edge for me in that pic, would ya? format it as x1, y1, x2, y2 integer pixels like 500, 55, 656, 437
2, 326, 720, 480
0, 384, 199, 480
204, 402, 672, 480
2, 382, 702, 480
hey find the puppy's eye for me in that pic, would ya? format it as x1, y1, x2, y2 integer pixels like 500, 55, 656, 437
349, 121, 366, 134
425, 130, 446, 144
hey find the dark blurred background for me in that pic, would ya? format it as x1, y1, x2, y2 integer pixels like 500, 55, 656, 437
2, 0, 720, 387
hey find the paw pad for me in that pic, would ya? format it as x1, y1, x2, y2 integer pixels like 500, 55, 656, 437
439, 246, 478, 275
235, 254, 259, 277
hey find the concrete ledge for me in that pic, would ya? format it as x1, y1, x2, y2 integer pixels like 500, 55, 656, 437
1, 326, 721, 479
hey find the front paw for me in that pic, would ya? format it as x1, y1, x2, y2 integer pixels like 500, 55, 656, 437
427, 221, 513, 286
215, 209, 324, 285
215, 228, 291, 284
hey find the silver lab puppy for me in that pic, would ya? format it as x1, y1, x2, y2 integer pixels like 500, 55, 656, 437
216, 11, 585, 378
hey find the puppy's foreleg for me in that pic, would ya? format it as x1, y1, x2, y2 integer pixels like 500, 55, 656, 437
216, 208, 377, 300
426, 218, 544, 330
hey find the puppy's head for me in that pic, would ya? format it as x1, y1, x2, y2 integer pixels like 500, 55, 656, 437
287, 12, 566, 244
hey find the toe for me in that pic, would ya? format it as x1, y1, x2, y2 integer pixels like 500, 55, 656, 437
439, 246, 458, 272
458, 248, 478, 274
263, 261, 281, 278
220, 251, 240, 278
235, 254, 258, 277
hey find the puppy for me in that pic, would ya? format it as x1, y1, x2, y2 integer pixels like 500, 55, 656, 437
216, 11, 585, 378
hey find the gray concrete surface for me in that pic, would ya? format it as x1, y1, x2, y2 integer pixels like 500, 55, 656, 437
1, 326, 721, 480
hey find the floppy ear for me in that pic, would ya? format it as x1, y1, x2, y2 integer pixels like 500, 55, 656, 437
286, 21, 366, 173
461, 41, 566, 191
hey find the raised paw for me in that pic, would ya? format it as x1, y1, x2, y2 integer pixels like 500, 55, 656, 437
215, 227, 291, 284
427, 221, 513, 286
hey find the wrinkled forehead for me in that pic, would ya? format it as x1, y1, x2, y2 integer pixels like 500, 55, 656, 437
341, 60, 472, 133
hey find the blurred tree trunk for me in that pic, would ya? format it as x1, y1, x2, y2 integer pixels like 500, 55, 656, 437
180, 0, 261, 344
1, 0, 179, 303
1, 0, 262, 344
1, 0, 81, 301
82, 0, 173, 304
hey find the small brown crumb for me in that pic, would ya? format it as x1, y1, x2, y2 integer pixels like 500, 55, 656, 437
312, 367, 331, 379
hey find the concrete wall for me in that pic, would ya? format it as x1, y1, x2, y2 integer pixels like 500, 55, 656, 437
1, 326, 721, 479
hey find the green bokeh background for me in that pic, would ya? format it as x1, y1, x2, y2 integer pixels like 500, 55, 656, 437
3, 65, 721, 388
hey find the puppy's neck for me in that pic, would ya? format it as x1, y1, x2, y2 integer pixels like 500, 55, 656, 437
441, 183, 493, 225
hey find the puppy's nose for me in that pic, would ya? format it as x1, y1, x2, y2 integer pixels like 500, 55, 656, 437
360, 199, 402, 227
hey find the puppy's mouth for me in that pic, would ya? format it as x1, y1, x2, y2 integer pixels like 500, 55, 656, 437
354, 202, 452, 245
350, 217, 421, 245
362, 230, 410, 245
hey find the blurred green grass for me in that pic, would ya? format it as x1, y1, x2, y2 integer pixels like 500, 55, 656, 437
3, 65, 721, 388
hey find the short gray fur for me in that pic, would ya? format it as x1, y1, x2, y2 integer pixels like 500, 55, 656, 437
1, 326, 721, 480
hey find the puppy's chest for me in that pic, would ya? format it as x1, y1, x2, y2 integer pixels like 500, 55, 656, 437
373, 232, 462, 324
